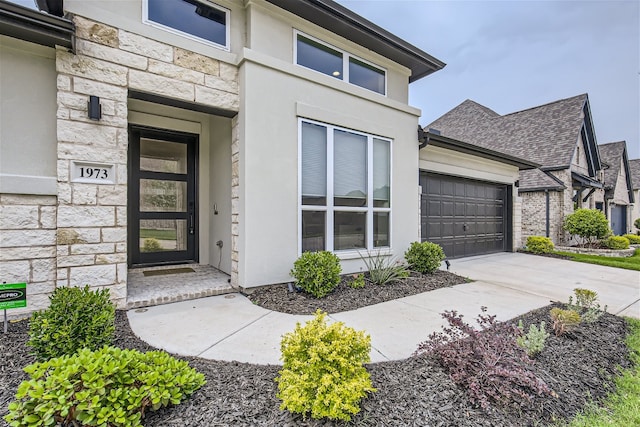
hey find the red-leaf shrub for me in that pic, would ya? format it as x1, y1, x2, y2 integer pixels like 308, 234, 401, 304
415, 307, 553, 409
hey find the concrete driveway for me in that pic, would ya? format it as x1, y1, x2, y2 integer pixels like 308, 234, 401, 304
447, 252, 640, 318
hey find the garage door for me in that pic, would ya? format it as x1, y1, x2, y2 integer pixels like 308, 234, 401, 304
420, 172, 511, 258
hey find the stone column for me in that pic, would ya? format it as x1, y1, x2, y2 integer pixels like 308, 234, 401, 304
55, 16, 129, 307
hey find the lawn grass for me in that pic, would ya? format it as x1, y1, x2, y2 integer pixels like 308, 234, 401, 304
553, 248, 640, 271
563, 317, 640, 427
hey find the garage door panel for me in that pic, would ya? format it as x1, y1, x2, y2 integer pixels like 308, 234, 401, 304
420, 172, 508, 258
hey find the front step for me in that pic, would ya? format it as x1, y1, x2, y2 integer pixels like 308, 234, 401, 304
126, 264, 234, 309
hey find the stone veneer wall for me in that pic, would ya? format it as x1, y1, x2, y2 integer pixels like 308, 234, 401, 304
0, 195, 57, 316
230, 115, 240, 287
520, 190, 565, 245
55, 15, 239, 308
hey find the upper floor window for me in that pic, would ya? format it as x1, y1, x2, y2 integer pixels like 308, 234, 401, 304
295, 32, 386, 95
144, 0, 230, 50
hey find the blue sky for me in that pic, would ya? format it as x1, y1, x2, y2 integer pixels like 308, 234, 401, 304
338, 0, 640, 159
11, 0, 639, 158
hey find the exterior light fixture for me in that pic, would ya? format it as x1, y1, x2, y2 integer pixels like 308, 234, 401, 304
332, 71, 341, 76
88, 95, 102, 120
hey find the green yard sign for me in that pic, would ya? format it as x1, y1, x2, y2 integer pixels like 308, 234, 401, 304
0, 282, 27, 310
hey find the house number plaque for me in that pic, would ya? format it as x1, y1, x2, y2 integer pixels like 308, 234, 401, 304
72, 162, 115, 184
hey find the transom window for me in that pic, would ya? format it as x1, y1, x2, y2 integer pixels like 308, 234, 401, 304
295, 32, 386, 95
144, 0, 230, 50
299, 119, 391, 253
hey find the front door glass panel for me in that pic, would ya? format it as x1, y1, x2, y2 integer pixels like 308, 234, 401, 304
129, 128, 198, 266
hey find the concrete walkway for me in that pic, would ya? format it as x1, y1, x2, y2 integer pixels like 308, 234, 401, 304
127, 252, 640, 365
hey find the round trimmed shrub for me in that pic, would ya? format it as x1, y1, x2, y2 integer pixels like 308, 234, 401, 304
525, 236, 554, 254
290, 251, 341, 298
142, 238, 162, 252
276, 310, 376, 421
634, 217, 640, 233
28, 285, 115, 361
603, 235, 630, 250
563, 208, 610, 246
404, 241, 446, 274
624, 233, 640, 244
5, 346, 206, 427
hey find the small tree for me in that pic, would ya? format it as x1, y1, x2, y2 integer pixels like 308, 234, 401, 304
563, 208, 609, 247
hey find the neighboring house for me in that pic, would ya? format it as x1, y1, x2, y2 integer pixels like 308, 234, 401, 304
418, 130, 539, 258
0, 0, 448, 314
598, 141, 635, 235
427, 94, 604, 246
630, 159, 640, 233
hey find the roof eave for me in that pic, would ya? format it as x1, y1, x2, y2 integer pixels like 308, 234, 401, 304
424, 132, 541, 170
264, 0, 445, 82
0, 0, 73, 50
518, 186, 565, 193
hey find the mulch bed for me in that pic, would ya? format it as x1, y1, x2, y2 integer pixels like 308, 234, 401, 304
1, 282, 633, 426
246, 270, 468, 314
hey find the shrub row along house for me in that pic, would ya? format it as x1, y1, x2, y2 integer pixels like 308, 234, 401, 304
0, 0, 634, 314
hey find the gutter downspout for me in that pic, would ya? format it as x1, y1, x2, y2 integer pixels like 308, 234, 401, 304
418, 126, 430, 150
545, 190, 550, 238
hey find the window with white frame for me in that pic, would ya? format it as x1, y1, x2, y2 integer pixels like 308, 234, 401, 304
300, 119, 391, 253
144, 0, 230, 50
295, 32, 386, 95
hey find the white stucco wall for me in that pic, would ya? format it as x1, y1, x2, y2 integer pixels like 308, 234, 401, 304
246, 1, 412, 104
237, 55, 421, 287
419, 146, 522, 249
0, 36, 58, 194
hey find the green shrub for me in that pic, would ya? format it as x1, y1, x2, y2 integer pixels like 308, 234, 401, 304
568, 288, 607, 323
4, 346, 206, 427
603, 235, 630, 250
404, 241, 446, 274
360, 250, 409, 285
634, 217, 640, 232
549, 308, 581, 336
563, 208, 610, 246
142, 238, 162, 252
516, 320, 550, 357
623, 234, 640, 244
290, 251, 341, 298
28, 286, 115, 361
525, 236, 554, 254
276, 310, 376, 421
348, 274, 366, 289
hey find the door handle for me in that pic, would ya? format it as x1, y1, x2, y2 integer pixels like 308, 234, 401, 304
189, 213, 195, 235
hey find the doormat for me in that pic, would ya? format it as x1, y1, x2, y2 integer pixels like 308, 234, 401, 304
143, 267, 195, 277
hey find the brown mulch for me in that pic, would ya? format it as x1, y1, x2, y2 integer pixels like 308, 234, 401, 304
1, 288, 633, 426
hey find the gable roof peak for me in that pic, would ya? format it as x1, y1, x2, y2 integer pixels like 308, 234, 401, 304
501, 93, 588, 118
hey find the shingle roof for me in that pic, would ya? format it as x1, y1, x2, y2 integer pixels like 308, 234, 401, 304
599, 141, 626, 195
629, 159, 640, 190
427, 94, 588, 169
518, 168, 566, 192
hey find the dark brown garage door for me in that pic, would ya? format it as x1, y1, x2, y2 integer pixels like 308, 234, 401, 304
420, 172, 512, 258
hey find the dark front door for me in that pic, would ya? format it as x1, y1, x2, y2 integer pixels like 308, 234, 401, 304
420, 172, 511, 258
610, 205, 627, 236
129, 127, 198, 266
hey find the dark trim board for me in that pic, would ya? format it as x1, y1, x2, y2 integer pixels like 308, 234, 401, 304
420, 171, 513, 259
0, 0, 74, 49
128, 125, 199, 267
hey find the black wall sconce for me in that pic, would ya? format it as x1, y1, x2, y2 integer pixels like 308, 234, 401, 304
88, 95, 102, 120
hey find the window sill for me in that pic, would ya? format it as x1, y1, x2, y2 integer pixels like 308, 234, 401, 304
335, 248, 392, 260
